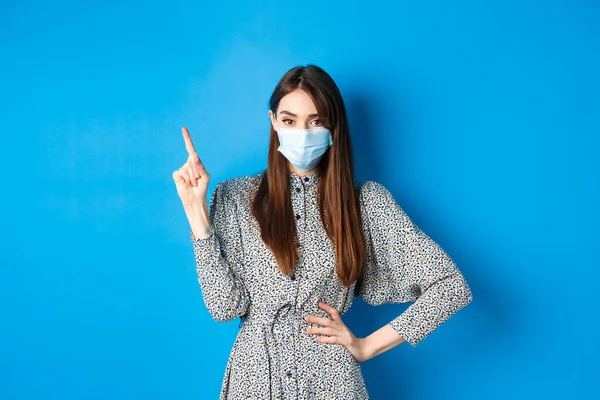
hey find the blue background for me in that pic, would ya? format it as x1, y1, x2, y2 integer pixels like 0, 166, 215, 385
1, 0, 598, 399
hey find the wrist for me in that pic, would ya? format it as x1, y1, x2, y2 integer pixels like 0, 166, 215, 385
183, 198, 208, 216
184, 201, 211, 239
189, 225, 212, 240
359, 337, 376, 362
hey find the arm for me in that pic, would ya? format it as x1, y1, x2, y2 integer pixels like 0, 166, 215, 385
361, 324, 407, 360
188, 181, 251, 323
356, 181, 473, 348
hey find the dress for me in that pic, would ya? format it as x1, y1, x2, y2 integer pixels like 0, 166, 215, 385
190, 170, 473, 399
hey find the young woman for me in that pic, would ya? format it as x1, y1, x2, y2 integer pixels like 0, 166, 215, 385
172, 65, 473, 399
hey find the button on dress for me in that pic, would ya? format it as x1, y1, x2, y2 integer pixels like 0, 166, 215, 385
190, 171, 473, 399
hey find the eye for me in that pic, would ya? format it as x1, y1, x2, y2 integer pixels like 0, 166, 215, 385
310, 119, 322, 126
282, 119, 294, 125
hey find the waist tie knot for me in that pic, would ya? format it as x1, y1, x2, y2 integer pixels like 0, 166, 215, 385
238, 302, 307, 397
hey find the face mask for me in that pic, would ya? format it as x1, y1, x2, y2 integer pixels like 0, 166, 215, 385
276, 125, 333, 171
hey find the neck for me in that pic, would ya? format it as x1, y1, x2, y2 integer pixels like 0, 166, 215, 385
287, 161, 318, 177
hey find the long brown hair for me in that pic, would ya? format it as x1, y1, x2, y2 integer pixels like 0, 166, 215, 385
251, 65, 365, 287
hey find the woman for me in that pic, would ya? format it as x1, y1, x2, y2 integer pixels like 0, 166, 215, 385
172, 65, 473, 399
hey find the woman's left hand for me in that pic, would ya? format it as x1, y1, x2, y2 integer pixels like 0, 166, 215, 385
304, 302, 370, 363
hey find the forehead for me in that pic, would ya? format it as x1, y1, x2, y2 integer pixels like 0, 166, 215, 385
277, 89, 318, 116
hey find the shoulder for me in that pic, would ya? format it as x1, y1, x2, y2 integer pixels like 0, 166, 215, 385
356, 180, 395, 204
355, 180, 411, 233
215, 171, 264, 203
355, 180, 407, 220
219, 172, 262, 191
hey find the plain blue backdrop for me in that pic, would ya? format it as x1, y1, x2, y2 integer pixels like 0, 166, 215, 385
1, 0, 598, 399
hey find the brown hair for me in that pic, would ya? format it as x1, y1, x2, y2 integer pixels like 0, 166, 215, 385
251, 64, 365, 287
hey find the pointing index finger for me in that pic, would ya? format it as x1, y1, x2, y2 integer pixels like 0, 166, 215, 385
181, 127, 197, 155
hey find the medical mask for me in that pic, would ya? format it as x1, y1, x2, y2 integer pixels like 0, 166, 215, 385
276, 125, 333, 171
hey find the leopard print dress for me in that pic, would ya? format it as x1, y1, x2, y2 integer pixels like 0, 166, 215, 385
190, 170, 473, 399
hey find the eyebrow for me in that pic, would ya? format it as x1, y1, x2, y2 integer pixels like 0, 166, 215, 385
279, 110, 319, 118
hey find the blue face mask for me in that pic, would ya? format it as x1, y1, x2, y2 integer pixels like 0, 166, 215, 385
276, 125, 333, 171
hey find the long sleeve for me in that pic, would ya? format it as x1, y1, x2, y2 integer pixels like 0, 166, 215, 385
190, 180, 251, 323
355, 181, 473, 347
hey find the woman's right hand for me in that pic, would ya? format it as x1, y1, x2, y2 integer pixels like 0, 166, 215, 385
172, 127, 211, 208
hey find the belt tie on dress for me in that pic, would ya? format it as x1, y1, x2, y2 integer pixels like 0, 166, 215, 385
241, 301, 305, 398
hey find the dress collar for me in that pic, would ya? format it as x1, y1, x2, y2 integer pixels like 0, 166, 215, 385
288, 171, 320, 186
